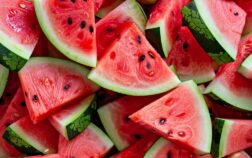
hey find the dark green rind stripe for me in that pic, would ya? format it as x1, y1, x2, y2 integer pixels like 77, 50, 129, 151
0, 44, 27, 71
66, 97, 97, 140
2, 127, 42, 155
181, 2, 233, 65
211, 119, 225, 158
145, 28, 166, 58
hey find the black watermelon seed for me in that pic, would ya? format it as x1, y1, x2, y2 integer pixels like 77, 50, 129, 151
0, 98, 4, 105
159, 118, 166, 125
89, 25, 94, 33
148, 51, 155, 59
146, 62, 151, 69
139, 54, 145, 62
5, 92, 11, 97
134, 134, 141, 140
80, 21, 86, 29
70, 0, 75, 3
124, 116, 130, 122
234, 12, 239, 16
83, 0, 87, 1
182, 42, 188, 49
106, 27, 114, 33
137, 35, 141, 44
64, 84, 70, 90
33, 95, 38, 102
167, 151, 172, 158
20, 101, 26, 107
67, 17, 73, 25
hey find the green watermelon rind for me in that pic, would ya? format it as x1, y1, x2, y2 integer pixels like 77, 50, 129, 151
0, 64, 9, 97
238, 54, 252, 79
50, 95, 96, 141
96, 0, 124, 18
34, 0, 97, 67
88, 68, 180, 96
144, 137, 172, 158
204, 79, 252, 111
2, 127, 44, 155
87, 123, 114, 153
193, 0, 239, 59
97, 102, 128, 151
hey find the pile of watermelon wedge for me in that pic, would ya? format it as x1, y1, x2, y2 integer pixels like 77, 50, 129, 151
1, 0, 252, 157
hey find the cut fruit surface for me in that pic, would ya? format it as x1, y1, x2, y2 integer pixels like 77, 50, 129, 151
3, 116, 59, 155
19, 57, 99, 123
130, 80, 212, 154
212, 118, 252, 158
58, 123, 114, 158
34, 0, 97, 67
49, 94, 97, 140
89, 23, 180, 96
98, 95, 160, 150
0, 64, 9, 98
166, 27, 215, 84
96, 0, 124, 18
227, 151, 251, 158
96, 0, 146, 60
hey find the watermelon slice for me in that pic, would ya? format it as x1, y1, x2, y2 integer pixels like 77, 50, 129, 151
34, 0, 97, 67
205, 62, 252, 112
144, 137, 205, 158
25, 154, 62, 158
0, 0, 41, 71
96, 0, 147, 60
18, 57, 99, 124
89, 23, 180, 96
3, 116, 59, 155
0, 64, 9, 97
212, 118, 252, 158
112, 134, 159, 158
96, 0, 124, 18
145, 0, 182, 57
0, 88, 27, 158
58, 123, 114, 157
227, 151, 251, 158
98, 95, 160, 150
94, 0, 105, 13
130, 80, 212, 154
166, 26, 215, 84
49, 94, 96, 140
182, 0, 246, 64
137, 0, 157, 5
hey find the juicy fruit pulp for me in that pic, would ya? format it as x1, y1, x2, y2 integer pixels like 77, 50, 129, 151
18, 57, 99, 123
89, 22, 180, 96
130, 80, 212, 155
34, 0, 97, 67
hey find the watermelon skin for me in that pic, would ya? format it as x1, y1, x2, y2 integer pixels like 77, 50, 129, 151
205, 62, 252, 112
145, 0, 182, 57
18, 57, 99, 124
130, 80, 212, 155
34, 0, 97, 67
59, 123, 114, 158
89, 23, 180, 96
144, 138, 204, 158
0, 88, 27, 158
112, 134, 159, 158
0, 64, 9, 98
96, 0, 146, 60
212, 118, 252, 158
3, 116, 59, 155
96, 0, 125, 18
49, 94, 97, 140
166, 26, 215, 84
0, 0, 41, 71
98, 95, 160, 150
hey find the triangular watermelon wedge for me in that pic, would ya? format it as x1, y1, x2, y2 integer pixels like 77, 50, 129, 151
34, 0, 97, 67
18, 57, 99, 124
130, 80, 212, 154
88, 22, 180, 96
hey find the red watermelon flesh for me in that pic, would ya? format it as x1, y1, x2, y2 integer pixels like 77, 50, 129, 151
32, 33, 49, 57
0, 88, 27, 157
58, 123, 113, 158
98, 95, 161, 150
112, 134, 159, 158
94, 0, 105, 13
130, 80, 212, 154
227, 151, 251, 158
0, 72, 20, 119
47, 42, 68, 60
0, 0, 41, 58
35, 0, 96, 67
18, 57, 99, 124
166, 27, 215, 84
235, 0, 252, 34
25, 154, 62, 158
